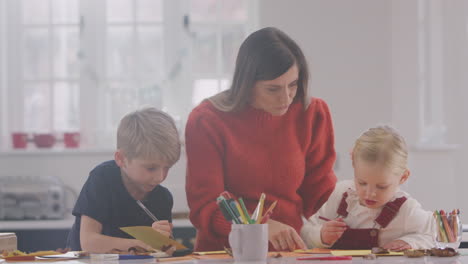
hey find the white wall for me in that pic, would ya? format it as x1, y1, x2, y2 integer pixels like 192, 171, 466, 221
259, 0, 393, 180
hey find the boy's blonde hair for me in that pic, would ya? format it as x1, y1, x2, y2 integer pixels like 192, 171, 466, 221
117, 107, 181, 165
352, 125, 408, 176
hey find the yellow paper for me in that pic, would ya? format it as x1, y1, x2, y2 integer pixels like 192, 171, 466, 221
120, 226, 186, 250
331, 250, 404, 256
193, 251, 227, 255
294, 248, 332, 254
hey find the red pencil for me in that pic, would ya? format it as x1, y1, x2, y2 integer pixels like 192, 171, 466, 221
319, 216, 331, 221
297, 256, 352, 261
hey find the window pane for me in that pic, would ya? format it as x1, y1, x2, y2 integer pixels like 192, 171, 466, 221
192, 79, 219, 106
22, 0, 50, 25
53, 82, 79, 131
222, 26, 245, 76
107, 0, 133, 23
192, 28, 217, 75
137, 0, 163, 22
106, 83, 138, 127
136, 27, 163, 81
220, 79, 230, 91
53, 27, 80, 78
52, 0, 79, 24
107, 27, 134, 79
221, 0, 247, 22
23, 28, 51, 80
24, 82, 51, 131
189, 0, 217, 22
138, 81, 162, 108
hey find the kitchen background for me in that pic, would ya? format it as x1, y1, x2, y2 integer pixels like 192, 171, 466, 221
0, 0, 468, 251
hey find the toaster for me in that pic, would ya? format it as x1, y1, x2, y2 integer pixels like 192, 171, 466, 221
0, 176, 66, 220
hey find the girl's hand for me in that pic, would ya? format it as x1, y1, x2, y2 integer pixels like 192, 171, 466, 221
151, 220, 173, 237
267, 219, 306, 251
320, 218, 347, 246
382, 239, 411, 251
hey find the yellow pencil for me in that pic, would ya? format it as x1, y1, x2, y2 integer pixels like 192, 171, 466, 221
255, 193, 266, 224
235, 201, 248, 224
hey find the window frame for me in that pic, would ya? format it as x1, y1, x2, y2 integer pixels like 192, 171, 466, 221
0, 0, 258, 151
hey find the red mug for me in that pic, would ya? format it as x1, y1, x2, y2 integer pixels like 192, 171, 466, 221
64, 132, 80, 148
33, 133, 56, 148
12, 132, 28, 149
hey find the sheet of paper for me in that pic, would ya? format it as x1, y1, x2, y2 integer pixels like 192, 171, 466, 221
331, 250, 404, 256
157, 256, 194, 262
294, 248, 332, 254
121, 226, 187, 250
36, 252, 80, 259
193, 251, 227, 255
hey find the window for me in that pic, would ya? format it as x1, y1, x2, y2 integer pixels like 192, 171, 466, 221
6, 0, 80, 133
188, 0, 255, 105
417, 0, 447, 146
0, 0, 257, 150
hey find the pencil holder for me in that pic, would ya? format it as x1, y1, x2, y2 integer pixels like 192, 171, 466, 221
228, 224, 268, 262
434, 210, 462, 249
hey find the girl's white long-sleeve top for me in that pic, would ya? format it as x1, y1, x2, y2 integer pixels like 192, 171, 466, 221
300, 180, 435, 249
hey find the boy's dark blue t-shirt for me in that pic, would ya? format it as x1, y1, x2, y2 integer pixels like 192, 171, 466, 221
67, 160, 173, 250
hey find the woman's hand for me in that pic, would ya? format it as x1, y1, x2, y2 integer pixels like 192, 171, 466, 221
151, 220, 173, 237
320, 218, 347, 246
382, 239, 411, 251
267, 219, 306, 251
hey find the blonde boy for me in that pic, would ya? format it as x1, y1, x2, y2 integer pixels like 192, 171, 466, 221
67, 107, 181, 253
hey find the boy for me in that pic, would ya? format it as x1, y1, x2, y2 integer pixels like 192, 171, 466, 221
67, 107, 181, 253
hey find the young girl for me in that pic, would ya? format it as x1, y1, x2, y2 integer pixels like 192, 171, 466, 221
301, 126, 435, 250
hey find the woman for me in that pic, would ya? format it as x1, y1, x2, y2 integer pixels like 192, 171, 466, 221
185, 27, 337, 251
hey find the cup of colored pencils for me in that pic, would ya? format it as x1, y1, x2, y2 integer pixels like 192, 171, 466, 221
433, 209, 462, 249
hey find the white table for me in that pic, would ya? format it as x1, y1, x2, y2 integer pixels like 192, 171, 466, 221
0, 218, 194, 252
1, 254, 468, 264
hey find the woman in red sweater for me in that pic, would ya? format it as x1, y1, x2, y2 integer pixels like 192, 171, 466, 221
185, 27, 337, 252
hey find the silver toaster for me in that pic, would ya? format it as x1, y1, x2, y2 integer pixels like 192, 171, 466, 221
0, 176, 66, 220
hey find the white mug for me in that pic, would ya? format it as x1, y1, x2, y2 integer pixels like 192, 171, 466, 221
228, 224, 268, 262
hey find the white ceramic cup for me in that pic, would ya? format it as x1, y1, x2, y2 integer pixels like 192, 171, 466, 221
228, 224, 268, 262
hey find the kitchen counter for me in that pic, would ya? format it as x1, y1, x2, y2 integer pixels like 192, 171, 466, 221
0, 218, 195, 252
0, 218, 193, 230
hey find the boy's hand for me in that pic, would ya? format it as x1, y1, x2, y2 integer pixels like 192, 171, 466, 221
267, 219, 306, 251
151, 220, 173, 237
382, 239, 411, 251
320, 218, 347, 246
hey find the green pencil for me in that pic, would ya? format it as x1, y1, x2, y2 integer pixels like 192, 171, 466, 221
238, 198, 254, 224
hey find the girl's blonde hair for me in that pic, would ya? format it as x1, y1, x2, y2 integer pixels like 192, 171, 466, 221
352, 125, 408, 176
117, 107, 181, 165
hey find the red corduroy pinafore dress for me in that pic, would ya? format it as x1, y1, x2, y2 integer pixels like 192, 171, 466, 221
331, 192, 407, 249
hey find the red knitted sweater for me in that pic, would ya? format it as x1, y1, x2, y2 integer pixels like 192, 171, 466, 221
185, 97, 337, 251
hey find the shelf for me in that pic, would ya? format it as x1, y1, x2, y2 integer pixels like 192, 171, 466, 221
0, 149, 114, 157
